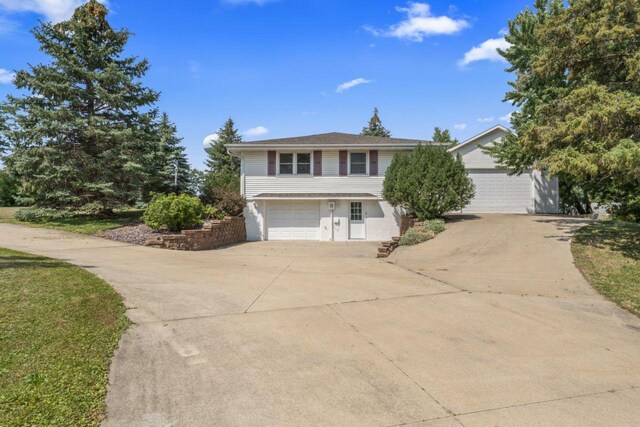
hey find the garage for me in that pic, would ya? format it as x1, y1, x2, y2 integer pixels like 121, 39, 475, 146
462, 169, 534, 214
266, 201, 320, 240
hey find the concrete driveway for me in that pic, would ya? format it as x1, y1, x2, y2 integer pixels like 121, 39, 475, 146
1, 215, 639, 426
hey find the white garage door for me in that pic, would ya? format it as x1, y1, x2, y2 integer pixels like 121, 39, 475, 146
267, 201, 320, 240
462, 170, 533, 214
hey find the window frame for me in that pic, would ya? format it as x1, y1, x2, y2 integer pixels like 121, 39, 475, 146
349, 151, 368, 176
277, 152, 313, 176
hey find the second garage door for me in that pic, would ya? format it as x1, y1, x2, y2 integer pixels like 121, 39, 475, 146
267, 201, 320, 240
462, 169, 534, 214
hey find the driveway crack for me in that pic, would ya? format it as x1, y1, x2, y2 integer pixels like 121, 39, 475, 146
327, 304, 455, 417
243, 259, 294, 313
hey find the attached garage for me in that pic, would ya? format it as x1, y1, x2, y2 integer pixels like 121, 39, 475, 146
266, 201, 320, 240
450, 126, 559, 215
463, 169, 533, 214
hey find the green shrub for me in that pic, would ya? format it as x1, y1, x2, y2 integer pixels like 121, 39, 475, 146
203, 205, 225, 220
143, 193, 204, 231
383, 146, 475, 220
201, 188, 246, 217
399, 228, 435, 246
75, 202, 112, 217
14, 207, 72, 223
422, 219, 445, 235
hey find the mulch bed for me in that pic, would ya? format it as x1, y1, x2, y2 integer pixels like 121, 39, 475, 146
96, 223, 167, 246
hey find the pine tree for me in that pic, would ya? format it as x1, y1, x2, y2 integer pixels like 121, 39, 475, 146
361, 107, 391, 137
150, 112, 191, 194
432, 127, 458, 147
485, 0, 640, 219
0, 0, 159, 211
204, 118, 242, 192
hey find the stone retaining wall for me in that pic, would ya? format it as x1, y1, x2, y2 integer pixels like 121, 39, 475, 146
146, 217, 246, 251
400, 215, 419, 236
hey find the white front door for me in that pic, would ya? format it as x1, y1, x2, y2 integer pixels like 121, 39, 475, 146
349, 202, 365, 240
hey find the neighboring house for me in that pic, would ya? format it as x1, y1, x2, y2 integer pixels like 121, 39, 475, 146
227, 125, 559, 242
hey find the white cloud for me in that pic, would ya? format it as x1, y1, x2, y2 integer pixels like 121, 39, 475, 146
366, 2, 469, 42
203, 133, 219, 146
459, 36, 510, 67
0, 0, 108, 23
243, 126, 269, 137
0, 68, 15, 84
500, 112, 514, 122
477, 117, 495, 123
453, 123, 467, 130
336, 78, 372, 93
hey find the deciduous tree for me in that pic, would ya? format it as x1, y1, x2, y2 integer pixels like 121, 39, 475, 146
485, 0, 640, 220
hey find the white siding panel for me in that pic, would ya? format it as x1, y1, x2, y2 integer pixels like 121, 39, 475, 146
533, 171, 560, 214
322, 151, 339, 177
378, 151, 394, 176
246, 176, 385, 198
456, 132, 506, 169
244, 151, 268, 176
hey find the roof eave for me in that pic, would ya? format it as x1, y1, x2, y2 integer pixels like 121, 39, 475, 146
448, 125, 510, 153
228, 143, 424, 152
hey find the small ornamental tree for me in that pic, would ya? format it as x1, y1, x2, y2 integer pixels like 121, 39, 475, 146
361, 107, 391, 137
383, 146, 475, 220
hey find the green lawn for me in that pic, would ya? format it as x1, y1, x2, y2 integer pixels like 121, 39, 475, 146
0, 248, 130, 426
572, 221, 640, 316
0, 207, 143, 235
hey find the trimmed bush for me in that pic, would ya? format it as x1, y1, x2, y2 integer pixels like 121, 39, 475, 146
422, 219, 445, 235
14, 207, 72, 222
383, 145, 475, 220
399, 228, 435, 246
201, 188, 246, 217
143, 193, 204, 231
203, 205, 225, 220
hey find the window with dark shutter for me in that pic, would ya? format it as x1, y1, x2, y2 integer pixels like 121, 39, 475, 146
313, 150, 322, 176
339, 150, 348, 176
267, 151, 276, 176
369, 150, 378, 176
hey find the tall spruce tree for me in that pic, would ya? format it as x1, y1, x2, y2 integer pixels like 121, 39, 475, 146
148, 112, 191, 194
204, 118, 242, 192
432, 127, 458, 147
485, 0, 640, 219
0, 0, 159, 210
361, 107, 391, 137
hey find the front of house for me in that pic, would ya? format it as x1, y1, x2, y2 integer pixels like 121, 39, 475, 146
227, 125, 559, 242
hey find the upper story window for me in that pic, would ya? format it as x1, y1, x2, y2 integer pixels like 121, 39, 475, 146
350, 152, 367, 175
279, 153, 294, 175
296, 153, 311, 174
279, 152, 312, 175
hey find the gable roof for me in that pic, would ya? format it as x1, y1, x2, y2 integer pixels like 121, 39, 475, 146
448, 125, 509, 153
227, 132, 433, 152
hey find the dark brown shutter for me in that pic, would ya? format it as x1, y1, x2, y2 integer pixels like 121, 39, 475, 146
313, 150, 322, 176
339, 150, 348, 176
369, 150, 378, 176
267, 151, 276, 176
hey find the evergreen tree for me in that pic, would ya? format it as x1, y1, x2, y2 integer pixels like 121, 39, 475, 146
485, 0, 640, 219
361, 107, 391, 137
432, 127, 458, 147
149, 112, 191, 194
0, 0, 159, 211
204, 118, 242, 192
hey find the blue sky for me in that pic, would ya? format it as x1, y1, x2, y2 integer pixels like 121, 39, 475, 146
0, 0, 531, 168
